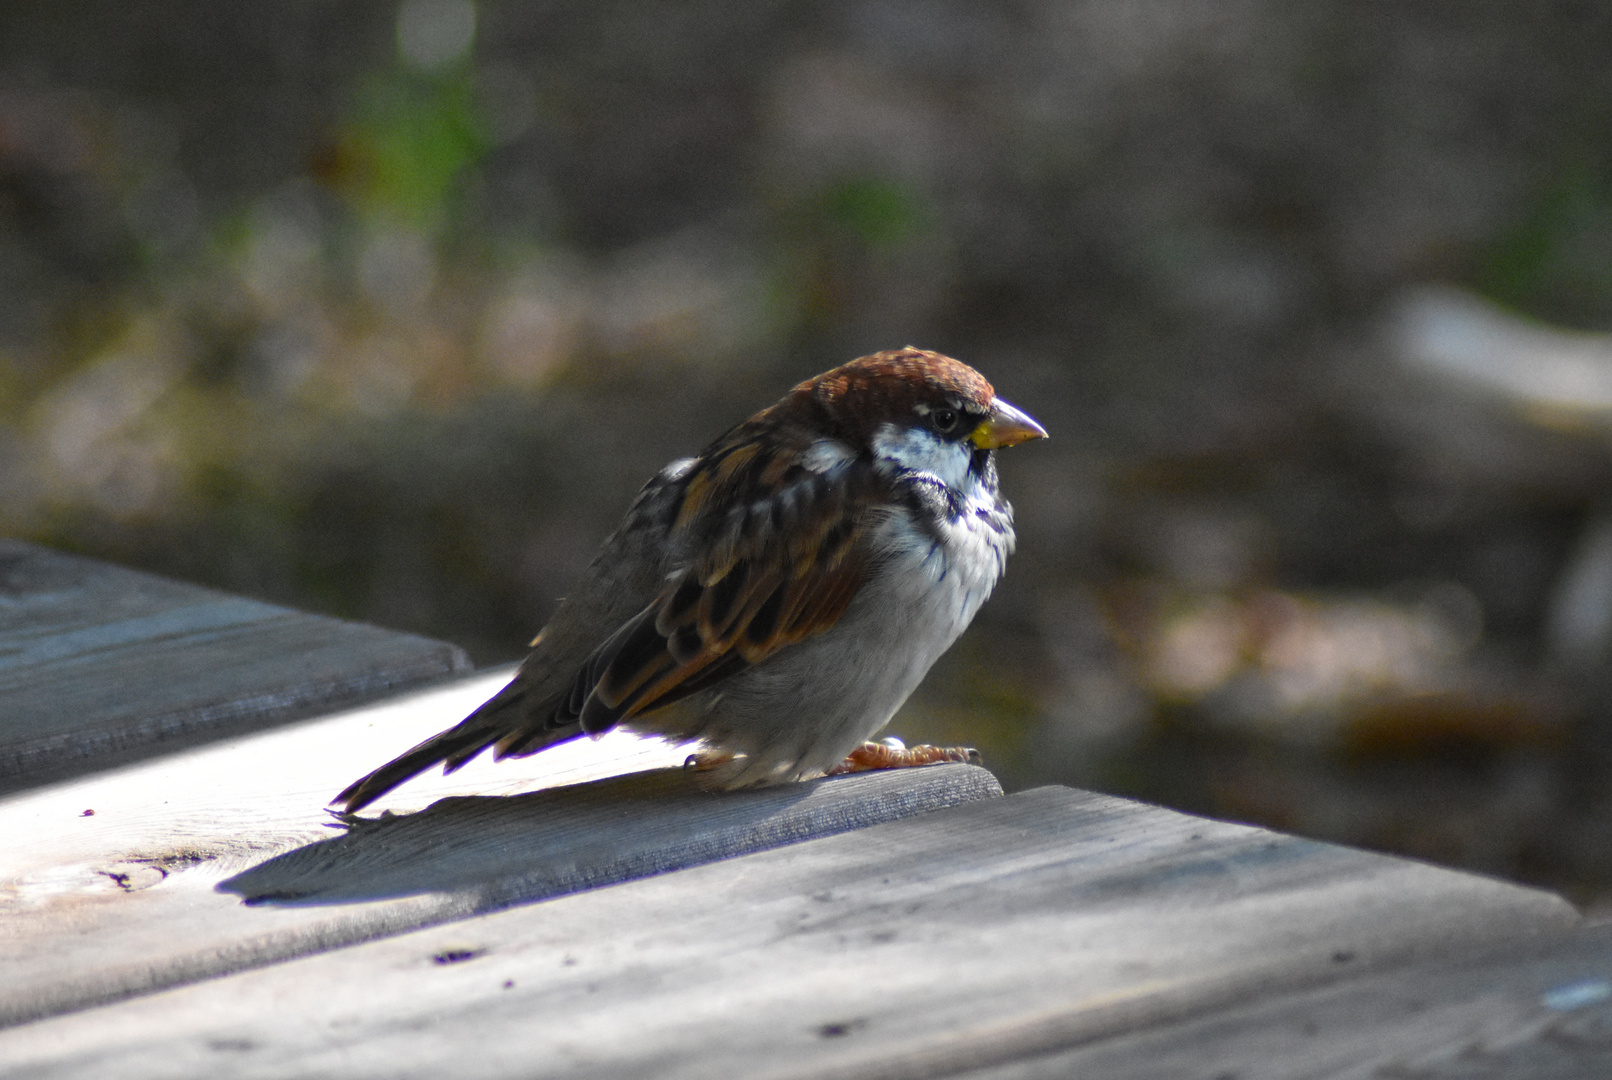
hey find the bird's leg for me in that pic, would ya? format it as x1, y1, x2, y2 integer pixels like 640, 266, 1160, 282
684, 750, 740, 774
826, 737, 982, 776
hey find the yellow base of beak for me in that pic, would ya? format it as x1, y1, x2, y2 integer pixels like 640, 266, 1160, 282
970, 398, 1048, 449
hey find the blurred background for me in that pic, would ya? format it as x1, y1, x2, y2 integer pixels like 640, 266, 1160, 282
6, 0, 1612, 903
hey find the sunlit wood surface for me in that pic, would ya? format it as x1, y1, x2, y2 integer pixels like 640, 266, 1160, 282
5, 544, 1612, 1078
0, 539, 469, 794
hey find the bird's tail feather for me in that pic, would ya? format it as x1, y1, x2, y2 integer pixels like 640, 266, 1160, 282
334, 682, 577, 813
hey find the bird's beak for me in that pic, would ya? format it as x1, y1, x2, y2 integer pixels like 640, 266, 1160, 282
970, 398, 1048, 449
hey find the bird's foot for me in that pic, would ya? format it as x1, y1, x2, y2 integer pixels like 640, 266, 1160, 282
684, 750, 739, 774
825, 737, 982, 776
682, 750, 777, 791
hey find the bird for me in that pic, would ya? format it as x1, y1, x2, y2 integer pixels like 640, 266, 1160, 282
336, 347, 1046, 813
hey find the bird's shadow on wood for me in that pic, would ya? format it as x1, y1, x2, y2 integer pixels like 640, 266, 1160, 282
217, 766, 858, 909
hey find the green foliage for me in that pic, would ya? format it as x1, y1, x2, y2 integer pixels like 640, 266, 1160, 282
1480, 151, 1612, 328
819, 175, 931, 250
339, 70, 492, 232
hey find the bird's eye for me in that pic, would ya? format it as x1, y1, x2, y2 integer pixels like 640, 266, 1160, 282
930, 408, 959, 434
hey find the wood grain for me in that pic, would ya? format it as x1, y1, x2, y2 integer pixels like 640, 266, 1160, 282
961, 919, 1612, 1079
0, 539, 470, 792
0, 785, 1576, 1080
0, 669, 1000, 1028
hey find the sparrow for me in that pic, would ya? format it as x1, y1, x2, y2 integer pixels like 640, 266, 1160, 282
336, 347, 1046, 812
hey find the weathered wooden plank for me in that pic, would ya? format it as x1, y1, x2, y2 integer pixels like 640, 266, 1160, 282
0, 785, 1576, 1080
0, 539, 473, 791
0, 669, 1001, 1028
958, 920, 1612, 1079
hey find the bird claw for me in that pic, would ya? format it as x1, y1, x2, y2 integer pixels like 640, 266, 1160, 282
825, 741, 983, 776
684, 750, 738, 773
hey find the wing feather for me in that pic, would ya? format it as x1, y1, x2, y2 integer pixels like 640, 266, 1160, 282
562, 437, 881, 734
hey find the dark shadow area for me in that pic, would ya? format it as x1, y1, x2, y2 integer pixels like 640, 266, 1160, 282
218, 762, 1001, 907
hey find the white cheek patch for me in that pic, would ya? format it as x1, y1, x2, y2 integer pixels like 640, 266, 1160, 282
800, 438, 855, 474
871, 422, 973, 491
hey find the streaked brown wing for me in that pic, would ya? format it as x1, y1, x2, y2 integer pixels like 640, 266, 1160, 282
559, 437, 882, 735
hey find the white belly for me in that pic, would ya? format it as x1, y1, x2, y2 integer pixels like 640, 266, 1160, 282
639, 503, 1012, 786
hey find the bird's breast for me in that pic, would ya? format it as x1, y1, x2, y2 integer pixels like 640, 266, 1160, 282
861, 497, 1013, 654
